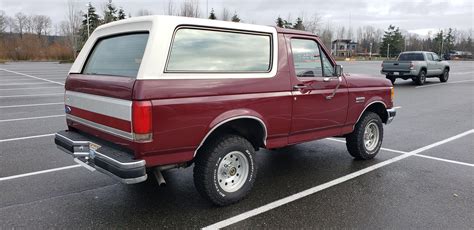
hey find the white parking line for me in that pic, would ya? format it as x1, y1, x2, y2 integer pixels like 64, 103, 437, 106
0, 165, 81, 182
414, 154, 474, 167
0, 102, 64, 108
0, 86, 63, 91
0, 68, 65, 86
415, 80, 474, 88
0, 114, 64, 122
0, 82, 54, 86
0, 93, 63, 98
203, 129, 474, 229
0, 133, 54, 143
326, 138, 408, 154
0, 78, 65, 82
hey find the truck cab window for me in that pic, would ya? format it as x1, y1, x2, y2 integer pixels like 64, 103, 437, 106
320, 50, 335, 77
426, 53, 434, 61
290, 39, 323, 77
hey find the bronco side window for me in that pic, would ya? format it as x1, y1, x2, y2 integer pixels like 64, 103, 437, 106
320, 50, 335, 77
290, 39, 323, 77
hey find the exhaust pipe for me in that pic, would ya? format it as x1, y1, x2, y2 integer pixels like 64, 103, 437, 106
153, 168, 166, 186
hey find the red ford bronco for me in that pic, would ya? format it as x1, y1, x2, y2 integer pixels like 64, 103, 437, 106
55, 16, 396, 206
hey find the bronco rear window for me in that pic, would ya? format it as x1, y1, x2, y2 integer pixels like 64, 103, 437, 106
83, 33, 149, 78
398, 53, 424, 61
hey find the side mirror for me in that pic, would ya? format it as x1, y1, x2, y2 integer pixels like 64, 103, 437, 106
335, 65, 343, 76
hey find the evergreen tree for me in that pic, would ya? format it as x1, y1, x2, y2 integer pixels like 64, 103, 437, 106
433, 30, 444, 55
208, 8, 217, 20
103, 0, 118, 23
443, 28, 455, 55
79, 3, 101, 46
293, 17, 305, 31
118, 8, 126, 20
230, 12, 240, 22
379, 25, 404, 58
231, 12, 241, 22
276, 16, 284, 28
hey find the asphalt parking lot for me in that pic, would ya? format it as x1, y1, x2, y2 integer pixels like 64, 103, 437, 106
0, 61, 473, 228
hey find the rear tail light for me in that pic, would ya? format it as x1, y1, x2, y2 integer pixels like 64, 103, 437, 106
409, 62, 415, 70
132, 101, 153, 142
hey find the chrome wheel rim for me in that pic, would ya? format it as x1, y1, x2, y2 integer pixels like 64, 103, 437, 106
364, 122, 380, 152
217, 151, 249, 193
444, 71, 449, 80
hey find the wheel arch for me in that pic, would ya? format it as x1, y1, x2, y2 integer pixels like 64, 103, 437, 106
193, 113, 268, 157
354, 101, 388, 128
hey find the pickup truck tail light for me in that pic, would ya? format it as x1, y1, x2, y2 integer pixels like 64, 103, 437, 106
132, 101, 153, 142
409, 62, 415, 70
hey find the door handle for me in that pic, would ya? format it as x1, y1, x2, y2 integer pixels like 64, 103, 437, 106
326, 77, 342, 100
293, 84, 308, 90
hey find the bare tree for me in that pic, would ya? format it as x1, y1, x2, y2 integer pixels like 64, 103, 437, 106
166, 0, 176, 16
24, 15, 34, 34
137, 9, 153, 16
180, 0, 200, 18
0, 10, 7, 34
14, 12, 28, 38
65, 0, 82, 57
32, 15, 52, 36
221, 8, 230, 21
303, 13, 322, 34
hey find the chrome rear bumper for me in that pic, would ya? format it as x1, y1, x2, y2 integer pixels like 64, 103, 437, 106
54, 130, 147, 184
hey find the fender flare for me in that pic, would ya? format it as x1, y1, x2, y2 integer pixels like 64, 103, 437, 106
193, 113, 268, 157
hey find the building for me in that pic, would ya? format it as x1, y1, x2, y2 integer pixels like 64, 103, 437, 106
332, 39, 358, 57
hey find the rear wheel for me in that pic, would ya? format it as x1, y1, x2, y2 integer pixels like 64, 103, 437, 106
439, 68, 449, 82
346, 112, 383, 160
415, 70, 426, 85
193, 135, 257, 206
386, 75, 396, 84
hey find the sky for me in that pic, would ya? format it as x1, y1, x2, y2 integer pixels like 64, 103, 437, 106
1, 0, 473, 37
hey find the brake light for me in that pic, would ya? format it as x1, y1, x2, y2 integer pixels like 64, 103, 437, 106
409, 62, 415, 70
132, 101, 153, 142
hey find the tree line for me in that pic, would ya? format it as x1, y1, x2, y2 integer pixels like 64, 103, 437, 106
0, 0, 472, 61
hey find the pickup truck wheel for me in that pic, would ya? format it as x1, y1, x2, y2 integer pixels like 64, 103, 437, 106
415, 70, 426, 85
439, 69, 449, 82
193, 135, 257, 206
346, 112, 383, 160
386, 75, 395, 84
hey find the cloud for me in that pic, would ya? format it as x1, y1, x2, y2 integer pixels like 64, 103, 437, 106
0, 0, 472, 36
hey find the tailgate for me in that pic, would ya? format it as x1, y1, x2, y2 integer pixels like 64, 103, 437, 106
382, 61, 411, 72
64, 32, 150, 144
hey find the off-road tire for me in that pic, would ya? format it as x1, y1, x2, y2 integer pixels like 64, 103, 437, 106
415, 70, 426, 85
439, 68, 449, 82
346, 112, 384, 160
193, 135, 257, 206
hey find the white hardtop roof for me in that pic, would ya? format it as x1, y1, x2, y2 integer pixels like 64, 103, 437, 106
96, 15, 276, 33
70, 15, 279, 79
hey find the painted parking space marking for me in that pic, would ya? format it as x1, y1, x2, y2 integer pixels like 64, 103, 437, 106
0, 102, 64, 109
0, 93, 63, 98
0, 133, 55, 143
0, 86, 63, 91
0, 82, 55, 86
0, 165, 81, 182
203, 129, 474, 229
0, 68, 65, 86
414, 154, 474, 167
415, 79, 474, 88
0, 115, 64, 122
